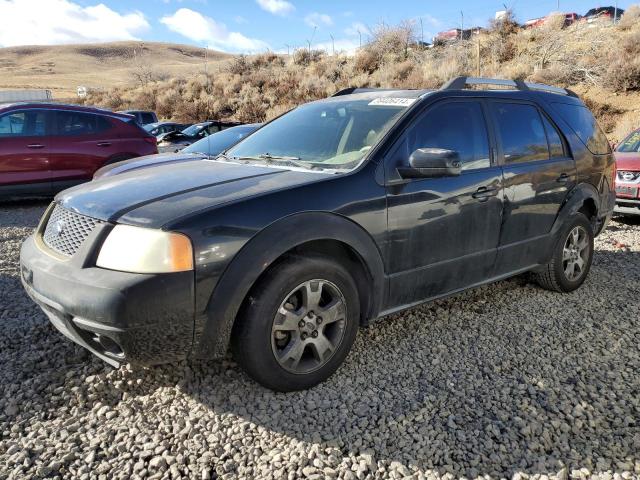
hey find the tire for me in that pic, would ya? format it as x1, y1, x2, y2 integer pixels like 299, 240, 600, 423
231, 254, 360, 392
533, 213, 594, 293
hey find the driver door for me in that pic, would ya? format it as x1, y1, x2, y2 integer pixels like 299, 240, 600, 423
384, 99, 504, 308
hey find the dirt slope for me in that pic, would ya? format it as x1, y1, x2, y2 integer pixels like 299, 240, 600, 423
0, 41, 229, 99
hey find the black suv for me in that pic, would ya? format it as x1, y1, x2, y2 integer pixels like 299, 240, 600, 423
20, 77, 615, 391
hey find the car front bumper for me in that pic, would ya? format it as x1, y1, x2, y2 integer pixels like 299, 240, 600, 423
615, 197, 640, 216
20, 232, 195, 367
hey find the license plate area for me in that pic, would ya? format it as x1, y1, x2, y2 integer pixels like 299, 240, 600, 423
616, 185, 638, 198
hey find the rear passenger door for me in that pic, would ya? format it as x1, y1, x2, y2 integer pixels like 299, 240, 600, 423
385, 99, 504, 307
489, 100, 576, 274
49, 111, 115, 188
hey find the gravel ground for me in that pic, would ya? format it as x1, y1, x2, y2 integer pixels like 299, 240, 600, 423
1, 202, 639, 480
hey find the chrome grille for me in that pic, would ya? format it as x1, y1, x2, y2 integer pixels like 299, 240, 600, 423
617, 171, 640, 182
42, 204, 103, 257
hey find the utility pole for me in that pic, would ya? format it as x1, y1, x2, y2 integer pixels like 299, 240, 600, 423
476, 35, 481, 76
614, 1, 618, 23
284, 43, 290, 55
460, 11, 464, 41
420, 18, 424, 46
330, 34, 335, 55
358, 29, 362, 48
307, 25, 317, 53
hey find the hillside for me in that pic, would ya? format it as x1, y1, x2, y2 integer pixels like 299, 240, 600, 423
82, 12, 640, 143
0, 41, 229, 99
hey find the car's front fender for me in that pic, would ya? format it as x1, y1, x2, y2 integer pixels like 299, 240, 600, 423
191, 211, 386, 360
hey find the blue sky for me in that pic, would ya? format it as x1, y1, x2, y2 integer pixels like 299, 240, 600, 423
0, 0, 633, 52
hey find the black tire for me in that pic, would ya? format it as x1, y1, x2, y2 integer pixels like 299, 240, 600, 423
533, 213, 594, 292
231, 254, 360, 392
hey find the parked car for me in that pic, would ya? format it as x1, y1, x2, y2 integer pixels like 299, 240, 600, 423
613, 128, 640, 216
0, 103, 157, 199
433, 27, 482, 45
525, 12, 581, 28
20, 77, 615, 391
143, 122, 190, 137
157, 120, 243, 152
583, 6, 624, 23
117, 110, 158, 125
95, 124, 262, 179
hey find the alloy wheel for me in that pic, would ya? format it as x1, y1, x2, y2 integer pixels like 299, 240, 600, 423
271, 279, 347, 374
562, 226, 590, 281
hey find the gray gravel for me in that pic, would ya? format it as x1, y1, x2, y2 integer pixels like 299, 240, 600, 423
1, 202, 639, 480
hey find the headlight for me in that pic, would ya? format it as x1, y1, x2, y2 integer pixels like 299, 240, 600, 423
96, 225, 193, 273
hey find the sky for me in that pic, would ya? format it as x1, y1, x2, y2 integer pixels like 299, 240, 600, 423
0, 0, 633, 53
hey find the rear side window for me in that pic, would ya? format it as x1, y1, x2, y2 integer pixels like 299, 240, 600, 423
407, 101, 491, 171
552, 102, 610, 154
56, 111, 110, 135
491, 103, 548, 163
0, 110, 46, 137
140, 112, 155, 124
541, 115, 565, 158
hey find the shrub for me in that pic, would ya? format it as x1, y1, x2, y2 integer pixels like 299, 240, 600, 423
618, 4, 640, 30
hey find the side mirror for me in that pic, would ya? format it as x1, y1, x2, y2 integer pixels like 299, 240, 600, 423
398, 148, 462, 178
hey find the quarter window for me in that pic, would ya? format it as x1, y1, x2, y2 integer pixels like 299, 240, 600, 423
552, 102, 610, 155
407, 101, 491, 171
492, 103, 549, 163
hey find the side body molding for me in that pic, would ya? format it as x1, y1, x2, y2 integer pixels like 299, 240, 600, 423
191, 212, 387, 359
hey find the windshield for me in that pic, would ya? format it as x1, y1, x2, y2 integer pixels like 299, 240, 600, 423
143, 124, 156, 132
183, 125, 259, 155
617, 130, 640, 153
226, 97, 412, 170
181, 124, 206, 136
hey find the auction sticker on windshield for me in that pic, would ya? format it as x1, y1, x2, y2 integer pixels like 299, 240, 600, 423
369, 97, 417, 107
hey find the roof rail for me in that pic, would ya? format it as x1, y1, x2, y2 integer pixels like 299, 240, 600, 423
331, 87, 406, 97
440, 76, 578, 97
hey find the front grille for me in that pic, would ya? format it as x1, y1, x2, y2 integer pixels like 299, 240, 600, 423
617, 171, 640, 182
42, 204, 103, 257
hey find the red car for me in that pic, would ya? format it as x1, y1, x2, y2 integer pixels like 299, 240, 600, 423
614, 128, 640, 216
0, 103, 157, 199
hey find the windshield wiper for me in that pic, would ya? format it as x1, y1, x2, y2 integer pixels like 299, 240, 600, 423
233, 153, 317, 170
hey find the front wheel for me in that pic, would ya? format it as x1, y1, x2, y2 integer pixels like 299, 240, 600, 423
533, 213, 594, 292
231, 255, 360, 392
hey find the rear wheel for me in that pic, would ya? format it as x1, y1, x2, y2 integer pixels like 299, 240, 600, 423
231, 255, 360, 391
533, 213, 594, 292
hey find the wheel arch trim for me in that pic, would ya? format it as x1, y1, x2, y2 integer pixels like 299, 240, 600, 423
192, 211, 386, 359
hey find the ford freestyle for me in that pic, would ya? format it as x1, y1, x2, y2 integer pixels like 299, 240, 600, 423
0, 103, 157, 198
20, 77, 615, 391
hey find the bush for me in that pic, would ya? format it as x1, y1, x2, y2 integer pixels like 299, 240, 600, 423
293, 49, 324, 66
618, 4, 640, 30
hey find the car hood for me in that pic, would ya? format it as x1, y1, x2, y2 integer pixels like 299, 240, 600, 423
94, 152, 207, 179
57, 159, 329, 228
614, 152, 640, 170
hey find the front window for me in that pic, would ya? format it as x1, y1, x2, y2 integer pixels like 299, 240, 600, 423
226, 96, 412, 170
0, 110, 46, 137
617, 130, 640, 153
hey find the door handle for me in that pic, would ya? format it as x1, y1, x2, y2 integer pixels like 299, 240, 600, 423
556, 173, 570, 183
472, 186, 497, 202
97, 142, 112, 147
27, 143, 44, 149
